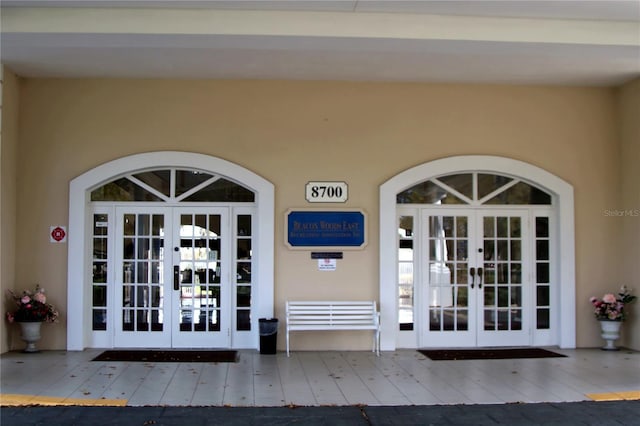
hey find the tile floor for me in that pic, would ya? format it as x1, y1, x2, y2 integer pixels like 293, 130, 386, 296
1, 348, 639, 407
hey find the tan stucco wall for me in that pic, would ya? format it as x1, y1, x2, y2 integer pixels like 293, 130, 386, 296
1, 68, 20, 353
617, 78, 640, 351
4, 78, 626, 351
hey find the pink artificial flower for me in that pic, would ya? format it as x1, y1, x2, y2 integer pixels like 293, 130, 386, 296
589, 297, 597, 304
34, 292, 46, 303
21, 295, 31, 304
603, 293, 617, 304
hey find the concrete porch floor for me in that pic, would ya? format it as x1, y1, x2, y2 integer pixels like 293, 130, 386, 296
1, 348, 639, 407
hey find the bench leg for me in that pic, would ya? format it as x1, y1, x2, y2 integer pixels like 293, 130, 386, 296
286, 329, 290, 357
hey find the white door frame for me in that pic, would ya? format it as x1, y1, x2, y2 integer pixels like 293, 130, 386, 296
379, 155, 576, 350
170, 207, 231, 348
67, 152, 274, 350
418, 208, 532, 348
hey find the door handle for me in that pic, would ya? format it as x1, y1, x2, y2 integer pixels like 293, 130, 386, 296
477, 267, 484, 289
469, 267, 475, 289
174, 265, 180, 291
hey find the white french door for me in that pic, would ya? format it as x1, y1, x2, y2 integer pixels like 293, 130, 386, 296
420, 209, 530, 347
114, 207, 230, 348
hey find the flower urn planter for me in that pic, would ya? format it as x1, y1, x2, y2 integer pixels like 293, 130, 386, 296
599, 320, 622, 351
18, 321, 42, 353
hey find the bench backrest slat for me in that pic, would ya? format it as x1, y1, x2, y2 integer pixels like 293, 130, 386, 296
286, 301, 379, 328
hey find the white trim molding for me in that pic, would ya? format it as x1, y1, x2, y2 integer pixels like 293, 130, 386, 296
67, 151, 274, 350
379, 155, 575, 351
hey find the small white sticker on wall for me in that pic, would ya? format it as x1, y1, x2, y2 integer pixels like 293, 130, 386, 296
318, 258, 337, 271
50, 226, 67, 243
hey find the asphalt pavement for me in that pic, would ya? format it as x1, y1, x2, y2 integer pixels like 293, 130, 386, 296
2, 400, 639, 425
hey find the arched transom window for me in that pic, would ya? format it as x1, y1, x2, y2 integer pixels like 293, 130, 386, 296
397, 173, 551, 205
91, 168, 255, 203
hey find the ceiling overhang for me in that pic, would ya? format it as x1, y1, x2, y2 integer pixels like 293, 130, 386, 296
1, 1, 639, 85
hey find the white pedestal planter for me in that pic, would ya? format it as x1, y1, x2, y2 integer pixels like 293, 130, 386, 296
18, 321, 42, 353
599, 320, 622, 351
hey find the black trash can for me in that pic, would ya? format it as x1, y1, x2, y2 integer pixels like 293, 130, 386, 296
259, 318, 278, 354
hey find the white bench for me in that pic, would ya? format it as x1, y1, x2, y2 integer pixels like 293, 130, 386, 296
286, 301, 380, 357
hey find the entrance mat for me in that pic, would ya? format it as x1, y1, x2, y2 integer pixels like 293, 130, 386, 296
418, 348, 567, 361
92, 350, 239, 363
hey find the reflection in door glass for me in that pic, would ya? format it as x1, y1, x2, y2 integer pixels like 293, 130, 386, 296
178, 213, 222, 332
535, 216, 551, 329
235, 214, 253, 331
482, 215, 523, 332
92, 213, 109, 330
428, 215, 468, 332
120, 213, 165, 333
398, 216, 414, 330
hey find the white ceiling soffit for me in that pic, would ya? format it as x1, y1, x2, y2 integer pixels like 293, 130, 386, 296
1, 1, 639, 86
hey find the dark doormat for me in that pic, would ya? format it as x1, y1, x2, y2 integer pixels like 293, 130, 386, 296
418, 348, 566, 361
92, 350, 239, 363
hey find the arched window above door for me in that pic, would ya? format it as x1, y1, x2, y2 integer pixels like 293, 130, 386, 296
396, 173, 551, 205
91, 168, 255, 203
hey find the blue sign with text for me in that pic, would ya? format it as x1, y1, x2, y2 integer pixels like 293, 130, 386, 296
287, 211, 366, 247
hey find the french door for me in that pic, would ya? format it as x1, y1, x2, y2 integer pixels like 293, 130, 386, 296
420, 209, 530, 347
114, 207, 230, 348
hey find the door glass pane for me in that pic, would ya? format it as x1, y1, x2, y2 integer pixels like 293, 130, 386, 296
235, 214, 253, 331
456, 310, 468, 331
436, 174, 473, 200
91, 178, 163, 202
536, 217, 549, 238
497, 311, 509, 330
483, 240, 495, 261
510, 240, 521, 261
511, 286, 522, 306
237, 262, 251, 283
397, 181, 466, 204
497, 240, 508, 261
536, 240, 549, 260
238, 215, 252, 236
485, 182, 551, 205
510, 263, 522, 283
497, 287, 509, 307
535, 216, 552, 330
237, 310, 251, 331
456, 216, 468, 238
483, 217, 494, 238
138, 215, 151, 236
497, 217, 508, 238
478, 174, 513, 199
510, 217, 521, 237
184, 178, 255, 202
92, 214, 109, 331
124, 215, 136, 236
537, 309, 550, 329
497, 264, 508, 283
536, 263, 550, 283
133, 170, 171, 197
237, 240, 251, 260
175, 170, 213, 197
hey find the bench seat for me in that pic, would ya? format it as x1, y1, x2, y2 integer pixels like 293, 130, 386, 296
286, 301, 380, 356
